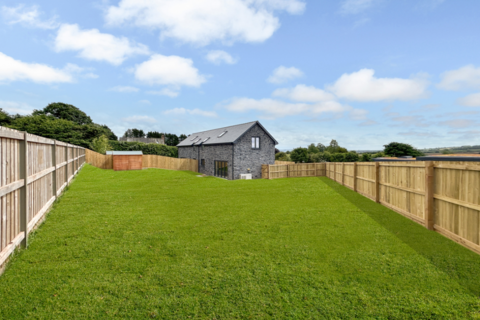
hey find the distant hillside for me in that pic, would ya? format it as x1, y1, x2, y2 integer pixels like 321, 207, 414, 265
420, 145, 480, 155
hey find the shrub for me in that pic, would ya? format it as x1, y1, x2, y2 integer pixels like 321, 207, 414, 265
90, 135, 111, 154
290, 147, 309, 163
108, 141, 178, 157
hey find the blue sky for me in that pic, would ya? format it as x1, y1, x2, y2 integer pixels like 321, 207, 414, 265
1, 0, 480, 150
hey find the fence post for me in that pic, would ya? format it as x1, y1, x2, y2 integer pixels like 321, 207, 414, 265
342, 163, 345, 185
19, 132, 28, 248
65, 144, 69, 186
353, 162, 357, 192
52, 140, 57, 200
334, 163, 336, 182
375, 162, 380, 203
425, 161, 434, 230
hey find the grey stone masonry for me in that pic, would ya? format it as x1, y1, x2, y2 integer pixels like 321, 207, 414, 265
177, 121, 277, 180
233, 123, 275, 179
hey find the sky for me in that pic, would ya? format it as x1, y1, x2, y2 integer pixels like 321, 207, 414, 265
1, 0, 480, 151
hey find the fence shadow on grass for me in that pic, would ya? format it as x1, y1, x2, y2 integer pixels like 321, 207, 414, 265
320, 177, 480, 297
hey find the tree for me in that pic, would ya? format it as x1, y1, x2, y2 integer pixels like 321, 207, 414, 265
147, 131, 163, 138
131, 129, 145, 138
316, 143, 326, 152
163, 133, 180, 146
290, 147, 309, 163
33, 102, 93, 125
360, 153, 372, 162
275, 152, 290, 161
442, 149, 453, 154
90, 135, 111, 154
307, 143, 320, 154
345, 151, 360, 162
331, 153, 346, 162
326, 139, 339, 153
383, 142, 424, 157
179, 134, 187, 142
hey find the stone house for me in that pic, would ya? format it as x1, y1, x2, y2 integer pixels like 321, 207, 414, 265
177, 121, 278, 180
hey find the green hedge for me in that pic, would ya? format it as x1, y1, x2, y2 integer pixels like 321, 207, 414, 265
108, 141, 178, 158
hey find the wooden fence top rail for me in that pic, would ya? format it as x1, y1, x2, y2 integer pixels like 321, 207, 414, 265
434, 164, 480, 172
0, 127, 86, 148
379, 163, 425, 168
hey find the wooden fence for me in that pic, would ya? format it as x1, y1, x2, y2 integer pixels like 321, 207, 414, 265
274, 160, 294, 165
85, 150, 198, 172
326, 161, 480, 255
262, 163, 326, 179
0, 127, 85, 269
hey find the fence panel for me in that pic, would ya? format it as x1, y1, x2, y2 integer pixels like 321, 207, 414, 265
356, 163, 376, 200
261, 163, 326, 179
85, 150, 199, 172
0, 127, 85, 270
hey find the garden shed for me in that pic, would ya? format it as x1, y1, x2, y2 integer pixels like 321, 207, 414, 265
106, 151, 143, 171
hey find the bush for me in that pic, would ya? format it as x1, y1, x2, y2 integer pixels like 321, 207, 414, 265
108, 141, 178, 158
290, 147, 309, 163
384, 142, 424, 157
90, 135, 111, 154
330, 153, 346, 162
360, 153, 372, 162
275, 152, 290, 161
345, 151, 360, 162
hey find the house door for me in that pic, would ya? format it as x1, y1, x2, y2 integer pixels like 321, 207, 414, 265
214, 161, 228, 179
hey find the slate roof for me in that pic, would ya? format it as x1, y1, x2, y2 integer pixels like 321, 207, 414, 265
177, 121, 278, 147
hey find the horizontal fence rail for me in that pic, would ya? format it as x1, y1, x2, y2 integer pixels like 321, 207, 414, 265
262, 163, 326, 179
0, 126, 85, 270
85, 150, 198, 172
274, 160, 295, 165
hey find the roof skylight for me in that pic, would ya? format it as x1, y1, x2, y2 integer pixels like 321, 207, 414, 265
218, 131, 227, 137
203, 137, 210, 142
190, 136, 198, 141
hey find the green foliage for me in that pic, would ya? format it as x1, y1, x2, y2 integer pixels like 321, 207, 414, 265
33, 102, 93, 125
146, 131, 163, 138
109, 141, 178, 157
360, 153, 372, 162
123, 129, 145, 138
316, 143, 326, 152
345, 151, 360, 162
442, 149, 453, 154
309, 152, 332, 163
330, 153, 346, 162
372, 151, 386, 158
384, 142, 424, 157
90, 135, 112, 154
307, 143, 320, 154
164, 133, 180, 146
6, 115, 115, 148
275, 152, 290, 161
179, 134, 187, 142
290, 147, 309, 163
325, 139, 348, 154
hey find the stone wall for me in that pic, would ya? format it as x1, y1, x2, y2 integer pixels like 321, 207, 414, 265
179, 144, 234, 179
234, 124, 275, 179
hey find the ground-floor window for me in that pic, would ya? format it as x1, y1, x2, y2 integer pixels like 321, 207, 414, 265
201, 159, 205, 167
214, 161, 228, 179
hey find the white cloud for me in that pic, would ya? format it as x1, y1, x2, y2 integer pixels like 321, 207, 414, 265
147, 88, 180, 98
135, 54, 207, 89
122, 115, 157, 123
0, 52, 73, 84
272, 84, 335, 102
340, 0, 377, 15
328, 69, 429, 101
206, 50, 237, 65
223, 97, 349, 118
105, 0, 305, 46
110, 86, 139, 93
1, 4, 59, 29
438, 65, 480, 91
439, 119, 476, 128
267, 66, 304, 84
457, 93, 480, 107
54, 24, 150, 65
0, 101, 34, 115
164, 108, 217, 117
349, 108, 368, 120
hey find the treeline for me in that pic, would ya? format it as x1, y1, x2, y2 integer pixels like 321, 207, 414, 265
122, 129, 187, 146
277, 140, 424, 163
0, 103, 117, 148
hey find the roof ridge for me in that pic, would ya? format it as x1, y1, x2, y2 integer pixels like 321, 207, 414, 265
187, 121, 257, 136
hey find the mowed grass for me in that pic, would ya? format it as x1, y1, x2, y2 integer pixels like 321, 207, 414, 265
1, 165, 480, 319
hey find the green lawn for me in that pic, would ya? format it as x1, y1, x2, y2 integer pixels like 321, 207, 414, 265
1, 164, 480, 319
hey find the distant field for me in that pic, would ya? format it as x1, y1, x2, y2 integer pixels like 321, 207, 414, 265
0, 165, 479, 319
